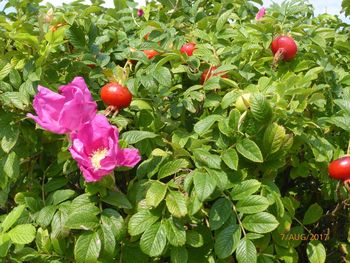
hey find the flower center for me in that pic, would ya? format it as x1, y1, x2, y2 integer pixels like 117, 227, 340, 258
90, 148, 108, 170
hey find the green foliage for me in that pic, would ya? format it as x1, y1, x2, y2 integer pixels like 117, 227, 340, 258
0, 0, 350, 262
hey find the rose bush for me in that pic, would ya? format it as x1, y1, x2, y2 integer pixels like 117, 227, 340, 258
0, 0, 350, 262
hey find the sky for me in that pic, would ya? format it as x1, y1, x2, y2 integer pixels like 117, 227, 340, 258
0, 0, 346, 20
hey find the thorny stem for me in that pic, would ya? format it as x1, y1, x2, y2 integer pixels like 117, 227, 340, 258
292, 216, 312, 234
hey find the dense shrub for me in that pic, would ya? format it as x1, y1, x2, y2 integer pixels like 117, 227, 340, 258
0, 0, 350, 262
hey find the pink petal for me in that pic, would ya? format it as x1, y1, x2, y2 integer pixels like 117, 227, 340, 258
255, 7, 266, 20
116, 148, 141, 167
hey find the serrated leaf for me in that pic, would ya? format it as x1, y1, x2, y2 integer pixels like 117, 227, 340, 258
65, 203, 100, 230
163, 218, 186, 247
128, 210, 159, 236
214, 224, 241, 259
153, 67, 172, 87
146, 181, 167, 207
303, 203, 323, 225
166, 191, 187, 218
158, 159, 189, 179
140, 223, 166, 257
37, 205, 57, 227
263, 123, 286, 154
66, 23, 86, 49
216, 9, 231, 32
193, 170, 216, 201
2, 151, 19, 179
236, 195, 269, 214
0, 63, 12, 80
1, 204, 25, 233
193, 149, 221, 169
236, 138, 263, 163
121, 130, 158, 144
307, 240, 326, 263
8, 224, 36, 244
221, 148, 239, 170
230, 180, 261, 200
98, 223, 115, 258
1, 126, 19, 153
236, 237, 257, 263
194, 115, 223, 136
209, 198, 232, 230
101, 209, 125, 241
250, 93, 272, 122
52, 189, 76, 205
101, 190, 132, 209
242, 212, 279, 234
74, 232, 101, 263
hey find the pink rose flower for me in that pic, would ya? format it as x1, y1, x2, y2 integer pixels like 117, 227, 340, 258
27, 77, 97, 134
255, 7, 266, 20
69, 114, 141, 182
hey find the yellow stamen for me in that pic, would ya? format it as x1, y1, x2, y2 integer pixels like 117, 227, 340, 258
90, 148, 108, 170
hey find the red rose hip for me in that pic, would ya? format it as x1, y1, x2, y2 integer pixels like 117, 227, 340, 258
180, 42, 196, 56
328, 156, 350, 181
201, 66, 228, 84
100, 82, 132, 110
271, 35, 297, 61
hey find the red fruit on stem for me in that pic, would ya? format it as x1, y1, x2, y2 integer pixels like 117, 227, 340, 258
87, 64, 96, 69
143, 49, 159, 59
144, 33, 150, 41
180, 42, 196, 56
100, 82, 132, 110
328, 156, 350, 181
200, 66, 228, 84
271, 35, 297, 61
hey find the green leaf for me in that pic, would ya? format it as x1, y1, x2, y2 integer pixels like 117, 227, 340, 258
307, 240, 326, 263
51, 210, 69, 238
0, 63, 12, 80
0, 233, 11, 257
303, 203, 323, 225
166, 191, 188, 218
37, 205, 57, 227
146, 181, 167, 207
153, 67, 172, 87
209, 198, 232, 230
236, 138, 263, 163
231, 180, 261, 200
128, 210, 160, 236
194, 115, 223, 136
1, 126, 19, 153
170, 246, 188, 263
193, 170, 216, 201
1, 204, 25, 233
65, 202, 100, 230
242, 212, 279, 234
2, 151, 19, 179
263, 123, 286, 154
52, 189, 76, 205
101, 190, 132, 209
216, 9, 231, 31
101, 209, 125, 241
163, 218, 186, 247
98, 223, 116, 258
74, 232, 101, 263
214, 224, 241, 259
186, 230, 204, 248
158, 159, 189, 179
193, 149, 221, 169
236, 195, 270, 214
140, 222, 167, 257
221, 148, 239, 170
121, 130, 158, 144
236, 237, 257, 263
66, 23, 86, 49
250, 93, 272, 123
8, 224, 36, 244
